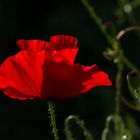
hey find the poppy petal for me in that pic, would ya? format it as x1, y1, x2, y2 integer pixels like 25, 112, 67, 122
16, 39, 47, 51
81, 64, 112, 93
52, 48, 78, 64
41, 60, 85, 99
0, 36, 112, 100
0, 56, 36, 99
49, 35, 78, 64
3, 86, 36, 100
50, 35, 78, 50
41, 60, 111, 100
0, 50, 46, 99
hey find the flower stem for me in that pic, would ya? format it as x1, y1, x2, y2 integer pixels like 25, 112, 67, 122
115, 56, 123, 115
120, 54, 140, 73
48, 100, 59, 140
121, 95, 140, 112
80, 0, 113, 47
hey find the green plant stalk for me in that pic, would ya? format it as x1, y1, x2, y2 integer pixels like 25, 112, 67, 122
121, 95, 140, 112
120, 54, 140, 73
80, 0, 113, 47
64, 116, 74, 140
81, 0, 140, 73
115, 55, 123, 115
48, 100, 59, 140
117, 0, 140, 41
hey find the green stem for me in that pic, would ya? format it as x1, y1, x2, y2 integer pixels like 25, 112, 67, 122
81, 0, 140, 73
115, 55, 123, 115
120, 54, 140, 73
117, 0, 140, 41
115, 51, 140, 114
80, 0, 140, 114
121, 95, 140, 112
80, 0, 113, 47
48, 100, 59, 140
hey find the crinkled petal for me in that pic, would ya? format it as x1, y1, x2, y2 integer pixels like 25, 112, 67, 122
50, 35, 78, 50
49, 35, 79, 64
16, 39, 47, 51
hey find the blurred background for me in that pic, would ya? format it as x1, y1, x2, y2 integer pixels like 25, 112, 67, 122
0, 0, 140, 139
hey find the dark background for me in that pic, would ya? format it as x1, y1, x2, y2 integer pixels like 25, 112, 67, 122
0, 0, 140, 140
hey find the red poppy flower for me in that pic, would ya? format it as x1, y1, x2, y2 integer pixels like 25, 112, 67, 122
0, 35, 112, 100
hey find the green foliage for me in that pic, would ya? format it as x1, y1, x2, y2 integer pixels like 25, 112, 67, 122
65, 0, 140, 140
64, 115, 94, 140
127, 72, 140, 103
101, 115, 133, 140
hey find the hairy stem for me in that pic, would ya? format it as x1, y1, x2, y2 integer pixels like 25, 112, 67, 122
48, 100, 59, 140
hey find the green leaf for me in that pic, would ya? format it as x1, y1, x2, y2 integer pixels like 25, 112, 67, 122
127, 72, 140, 102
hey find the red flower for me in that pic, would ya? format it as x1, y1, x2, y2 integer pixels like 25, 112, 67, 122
0, 35, 111, 100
